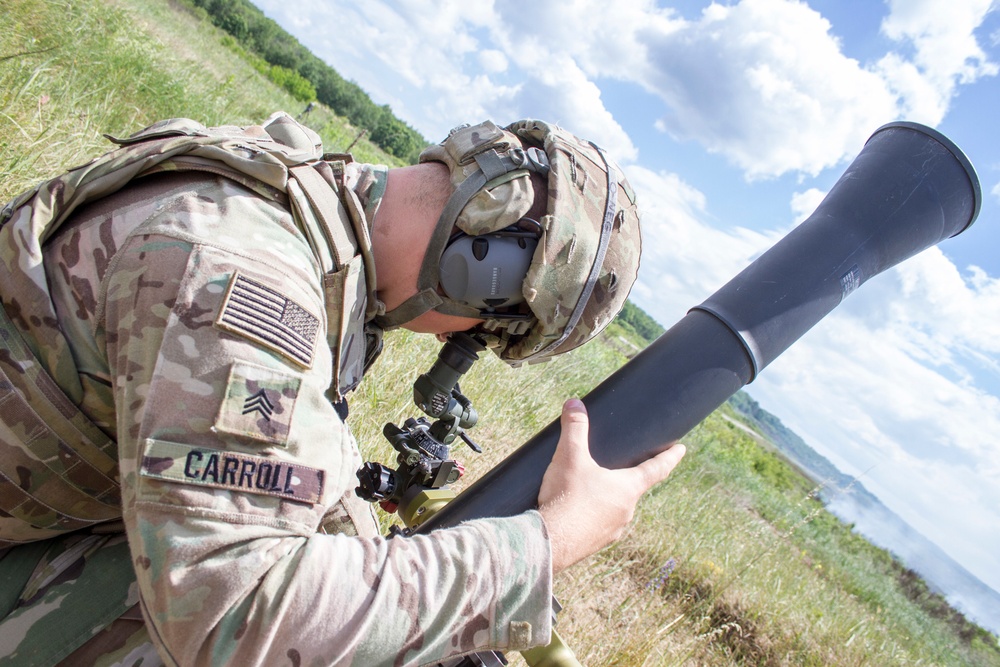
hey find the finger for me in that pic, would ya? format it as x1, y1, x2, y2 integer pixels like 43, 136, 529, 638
562, 397, 587, 419
633, 443, 687, 493
556, 398, 590, 463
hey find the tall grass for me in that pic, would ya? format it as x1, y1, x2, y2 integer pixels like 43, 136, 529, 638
514, 407, 999, 666
0, 0, 401, 203
2, 0, 997, 664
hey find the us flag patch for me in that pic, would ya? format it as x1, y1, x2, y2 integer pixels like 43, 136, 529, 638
215, 272, 320, 368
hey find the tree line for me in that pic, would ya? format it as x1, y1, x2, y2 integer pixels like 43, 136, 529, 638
186, 0, 428, 162
184, 0, 662, 332
614, 300, 665, 344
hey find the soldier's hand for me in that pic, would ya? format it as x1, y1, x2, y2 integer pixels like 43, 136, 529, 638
537, 398, 686, 574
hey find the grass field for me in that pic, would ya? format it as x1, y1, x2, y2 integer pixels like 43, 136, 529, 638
0, 0, 403, 203
2, 0, 998, 664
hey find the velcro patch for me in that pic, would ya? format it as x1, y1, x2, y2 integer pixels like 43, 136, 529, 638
140, 439, 324, 505
215, 362, 300, 446
215, 271, 320, 368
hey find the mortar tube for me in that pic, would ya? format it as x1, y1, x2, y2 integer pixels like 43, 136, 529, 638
414, 121, 981, 533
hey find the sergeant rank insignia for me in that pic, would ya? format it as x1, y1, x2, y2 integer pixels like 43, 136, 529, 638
216, 361, 301, 446
216, 271, 320, 368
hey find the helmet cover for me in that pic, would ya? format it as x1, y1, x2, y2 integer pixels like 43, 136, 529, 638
411, 119, 642, 364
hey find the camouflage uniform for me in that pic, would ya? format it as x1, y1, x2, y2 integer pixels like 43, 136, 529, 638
0, 116, 552, 665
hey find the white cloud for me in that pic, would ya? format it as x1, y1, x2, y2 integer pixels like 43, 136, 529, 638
637, 0, 899, 179
259, 0, 995, 184
892, 251, 1000, 358
492, 0, 682, 80
626, 165, 782, 327
877, 0, 999, 124
491, 0, 996, 179
749, 250, 1000, 591
478, 49, 508, 74
790, 188, 827, 223
255, 0, 522, 140
630, 0, 996, 177
486, 2, 660, 161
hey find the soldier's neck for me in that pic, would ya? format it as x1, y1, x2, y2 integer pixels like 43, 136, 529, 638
371, 162, 452, 314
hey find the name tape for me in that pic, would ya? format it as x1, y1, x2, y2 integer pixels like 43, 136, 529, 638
140, 439, 324, 505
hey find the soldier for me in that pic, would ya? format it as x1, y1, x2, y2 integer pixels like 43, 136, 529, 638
0, 113, 685, 665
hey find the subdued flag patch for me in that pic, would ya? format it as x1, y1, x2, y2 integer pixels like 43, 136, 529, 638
140, 439, 325, 505
215, 361, 301, 446
215, 271, 320, 368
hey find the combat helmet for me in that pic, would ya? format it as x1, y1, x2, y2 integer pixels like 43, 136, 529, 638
374, 119, 642, 364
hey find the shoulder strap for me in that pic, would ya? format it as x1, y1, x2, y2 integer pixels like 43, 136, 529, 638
288, 164, 357, 269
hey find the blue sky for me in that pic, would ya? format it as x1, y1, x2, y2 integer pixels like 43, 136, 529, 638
252, 0, 1000, 602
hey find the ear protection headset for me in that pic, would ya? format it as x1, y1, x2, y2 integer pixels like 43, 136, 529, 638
438, 221, 540, 312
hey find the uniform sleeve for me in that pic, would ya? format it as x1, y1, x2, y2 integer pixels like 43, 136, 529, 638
103, 225, 553, 666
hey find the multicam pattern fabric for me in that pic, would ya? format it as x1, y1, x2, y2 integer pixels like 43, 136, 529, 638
504, 119, 642, 362
420, 122, 536, 237
419, 119, 642, 365
0, 111, 345, 546
0, 532, 141, 666
0, 115, 553, 665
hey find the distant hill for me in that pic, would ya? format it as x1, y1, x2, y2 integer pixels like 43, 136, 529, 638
726, 391, 879, 502
727, 390, 1000, 636
613, 300, 665, 344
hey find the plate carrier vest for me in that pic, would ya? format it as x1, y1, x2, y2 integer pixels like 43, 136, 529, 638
0, 112, 377, 546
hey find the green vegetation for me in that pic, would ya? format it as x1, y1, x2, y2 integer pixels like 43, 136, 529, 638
552, 409, 1000, 666
184, 0, 428, 161
615, 300, 666, 344
219, 34, 317, 102
0, 0, 404, 202
2, 0, 997, 664
727, 390, 887, 508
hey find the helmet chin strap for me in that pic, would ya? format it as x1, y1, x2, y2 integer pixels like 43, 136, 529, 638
373, 146, 549, 330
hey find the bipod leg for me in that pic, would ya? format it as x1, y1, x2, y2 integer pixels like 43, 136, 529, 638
520, 628, 581, 666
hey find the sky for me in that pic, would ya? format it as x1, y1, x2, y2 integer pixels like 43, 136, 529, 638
250, 0, 1000, 607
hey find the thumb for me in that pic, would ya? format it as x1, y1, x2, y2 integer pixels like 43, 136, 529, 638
555, 398, 590, 463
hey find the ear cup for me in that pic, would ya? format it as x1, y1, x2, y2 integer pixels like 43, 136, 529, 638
440, 234, 538, 309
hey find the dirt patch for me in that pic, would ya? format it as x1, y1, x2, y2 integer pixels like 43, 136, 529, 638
622, 549, 785, 666
702, 596, 779, 666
